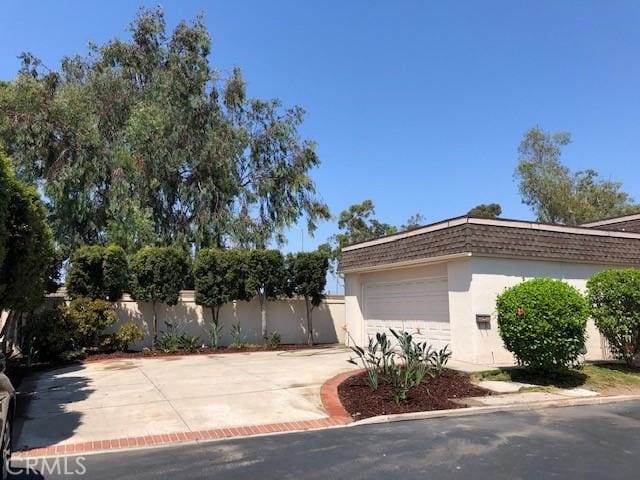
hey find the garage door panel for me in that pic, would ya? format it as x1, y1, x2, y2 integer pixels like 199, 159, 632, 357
364, 276, 450, 349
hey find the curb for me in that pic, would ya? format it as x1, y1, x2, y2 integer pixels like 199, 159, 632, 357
12, 417, 351, 460
349, 393, 640, 426
319, 370, 360, 422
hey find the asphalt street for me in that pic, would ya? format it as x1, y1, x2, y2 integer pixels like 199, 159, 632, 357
11, 400, 640, 479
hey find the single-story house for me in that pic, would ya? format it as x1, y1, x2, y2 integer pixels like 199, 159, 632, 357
339, 213, 640, 365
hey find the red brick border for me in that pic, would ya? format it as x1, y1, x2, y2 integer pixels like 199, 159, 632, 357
320, 369, 360, 420
13, 370, 359, 458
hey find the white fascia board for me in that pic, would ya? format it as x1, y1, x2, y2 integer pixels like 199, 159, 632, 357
339, 252, 472, 274
342, 217, 640, 253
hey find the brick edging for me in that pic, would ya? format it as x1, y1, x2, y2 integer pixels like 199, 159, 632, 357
14, 369, 360, 459
320, 369, 360, 421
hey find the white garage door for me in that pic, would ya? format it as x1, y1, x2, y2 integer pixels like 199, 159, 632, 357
363, 276, 451, 349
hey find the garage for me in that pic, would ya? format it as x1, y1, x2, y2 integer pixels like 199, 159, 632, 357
363, 275, 451, 350
341, 215, 640, 364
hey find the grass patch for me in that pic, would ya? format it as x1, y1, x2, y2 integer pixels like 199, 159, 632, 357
472, 363, 640, 395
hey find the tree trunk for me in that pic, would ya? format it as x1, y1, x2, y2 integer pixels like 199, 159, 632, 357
152, 300, 158, 349
305, 297, 313, 346
260, 289, 267, 342
211, 307, 218, 327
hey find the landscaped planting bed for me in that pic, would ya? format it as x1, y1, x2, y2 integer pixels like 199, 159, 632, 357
338, 369, 491, 420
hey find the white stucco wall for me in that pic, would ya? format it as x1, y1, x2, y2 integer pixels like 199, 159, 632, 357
345, 256, 616, 365
465, 257, 613, 364
34, 291, 345, 349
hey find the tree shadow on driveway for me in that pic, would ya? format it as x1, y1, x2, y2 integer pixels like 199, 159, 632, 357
13, 363, 94, 451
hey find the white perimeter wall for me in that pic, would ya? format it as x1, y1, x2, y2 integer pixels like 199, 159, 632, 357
456, 257, 614, 364
37, 292, 345, 350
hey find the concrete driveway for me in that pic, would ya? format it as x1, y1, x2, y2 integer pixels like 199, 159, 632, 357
15, 347, 355, 450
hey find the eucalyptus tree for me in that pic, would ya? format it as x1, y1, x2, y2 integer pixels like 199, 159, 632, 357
515, 126, 637, 225
0, 7, 328, 252
467, 203, 502, 218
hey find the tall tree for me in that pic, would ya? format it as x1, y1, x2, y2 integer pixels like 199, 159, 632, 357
334, 200, 397, 251
0, 151, 53, 313
0, 7, 328, 252
285, 251, 329, 346
129, 246, 189, 347
467, 203, 502, 218
246, 249, 286, 340
401, 213, 426, 230
66, 245, 129, 301
193, 248, 250, 347
515, 126, 637, 225
0, 151, 10, 269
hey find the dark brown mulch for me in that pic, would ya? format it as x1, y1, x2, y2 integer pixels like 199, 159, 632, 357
338, 369, 492, 420
83, 343, 333, 362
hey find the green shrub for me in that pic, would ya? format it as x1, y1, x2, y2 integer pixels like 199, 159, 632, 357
156, 322, 200, 353
66, 245, 129, 301
115, 322, 145, 351
587, 269, 640, 365
129, 246, 190, 347
193, 248, 250, 345
22, 307, 76, 363
264, 331, 281, 349
496, 278, 588, 371
347, 330, 451, 404
62, 297, 118, 348
230, 323, 245, 348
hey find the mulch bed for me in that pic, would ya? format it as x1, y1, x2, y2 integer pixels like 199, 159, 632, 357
338, 369, 492, 420
83, 343, 333, 362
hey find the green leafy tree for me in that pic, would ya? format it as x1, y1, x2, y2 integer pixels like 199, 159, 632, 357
66, 245, 129, 301
515, 126, 637, 224
334, 200, 397, 251
286, 251, 329, 345
193, 248, 250, 346
0, 156, 53, 313
587, 269, 640, 366
129, 246, 189, 347
0, 152, 10, 268
0, 8, 328, 252
400, 213, 426, 231
496, 278, 588, 371
467, 203, 502, 218
246, 249, 286, 340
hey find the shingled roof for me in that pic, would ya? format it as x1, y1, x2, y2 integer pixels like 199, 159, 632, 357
339, 216, 640, 272
581, 213, 640, 233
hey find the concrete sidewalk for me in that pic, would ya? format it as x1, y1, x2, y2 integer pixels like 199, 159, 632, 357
15, 347, 356, 452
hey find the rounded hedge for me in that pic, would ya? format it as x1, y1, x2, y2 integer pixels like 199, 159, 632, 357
587, 268, 640, 365
496, 278, 588, 371
66, 245, 129, 301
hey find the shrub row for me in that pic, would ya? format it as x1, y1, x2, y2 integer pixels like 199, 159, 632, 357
65, 245, 329, 349
497, 270, 640, 372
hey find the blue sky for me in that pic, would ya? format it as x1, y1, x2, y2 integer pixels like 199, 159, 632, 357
2, 1, 640, 283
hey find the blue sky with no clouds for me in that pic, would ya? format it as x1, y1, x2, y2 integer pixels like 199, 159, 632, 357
2, 1, 640, 277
